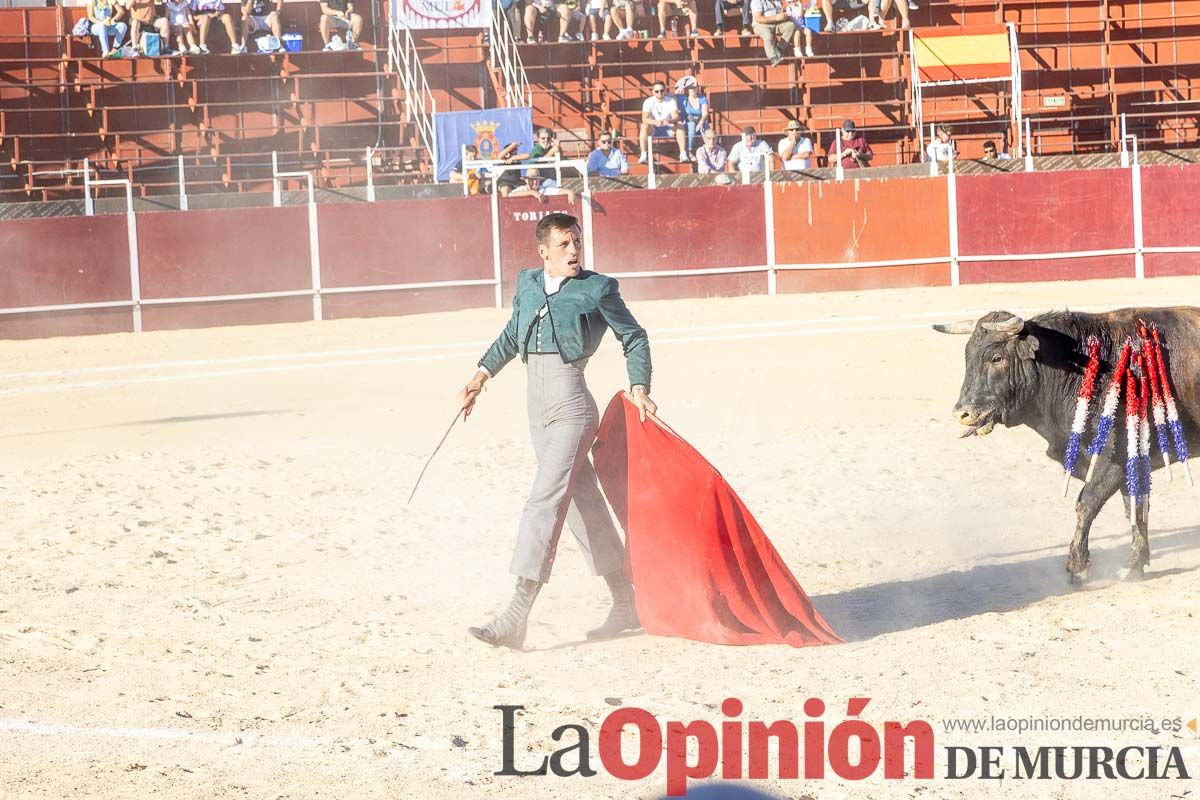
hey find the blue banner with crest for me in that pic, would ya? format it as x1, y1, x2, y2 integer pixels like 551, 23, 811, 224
433, 107, 534, 183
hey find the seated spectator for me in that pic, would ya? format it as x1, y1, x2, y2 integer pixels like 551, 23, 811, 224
820, 0, 868, 31
778, 120, 814, 169
869, 0, 907, 29
727, 126, 774, 174
165, 0, 199, 53
587, 132, 630, 177
493, 142, 536, 197
191, 0, 242, 53
584, 0, 607, 39
450, 144, 482, 193
241, 0, 282, 52
609, 0, 647, 39
784, 0, 816, 56
120, 0, 170, 55
925, 123, 956, 164
751, 0, 800, 67
658, 0, 698, 37
694, 128, 727, 174
88, 0, 129, 58
639, 80, 688, 163
524, 0, 584, 41
529, 127, 569, 190
830, 118, 873, 168
319, 0, 362, 49
680, 82, 709, 158
982, 139, 1012, 160
499, 0, 524, 40
713, 0, 749, 35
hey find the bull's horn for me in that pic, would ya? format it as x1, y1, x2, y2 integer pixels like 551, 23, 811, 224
932, 319, 976, 335
980, 315, 1025, 334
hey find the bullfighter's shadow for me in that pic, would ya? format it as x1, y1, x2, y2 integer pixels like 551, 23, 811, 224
811, 525, 1200, 642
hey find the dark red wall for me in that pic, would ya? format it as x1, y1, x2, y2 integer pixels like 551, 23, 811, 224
1141, 165, 1200, 278
0, 214, 131, 307
956, 169, 1135, 284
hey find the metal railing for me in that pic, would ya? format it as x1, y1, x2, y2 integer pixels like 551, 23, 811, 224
389, 24, 438, 179
489, 4, 531, 108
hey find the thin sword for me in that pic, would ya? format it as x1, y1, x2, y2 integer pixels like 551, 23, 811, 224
407, 390, 479, 505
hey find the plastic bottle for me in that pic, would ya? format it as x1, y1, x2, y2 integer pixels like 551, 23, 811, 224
670, 16, 678, 35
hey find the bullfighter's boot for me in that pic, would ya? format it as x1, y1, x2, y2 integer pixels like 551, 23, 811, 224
586, 569, 641, 639
469, 578, 542, 650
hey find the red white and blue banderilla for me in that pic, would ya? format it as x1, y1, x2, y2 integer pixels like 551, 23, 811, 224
1137, 351, 1152, 503
1061, 335, 1102, 497
1124, 361, 1141, 521
1083, 338, 1132, 484
1138, 320, 1173, 483
1151, 323, 1194, 487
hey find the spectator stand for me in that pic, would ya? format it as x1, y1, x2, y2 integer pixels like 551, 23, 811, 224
490, 0, 532, 107
908, 22, 1022, 161
388, 22, 438, 177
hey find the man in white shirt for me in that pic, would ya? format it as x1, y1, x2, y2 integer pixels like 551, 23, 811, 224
638, 80, 688, 163
726, 126, 774, 175
926, 123, 957, 164
777, 120, 814, 169
982, 139, 1012, 160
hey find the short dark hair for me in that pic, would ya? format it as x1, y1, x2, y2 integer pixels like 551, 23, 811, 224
535, 212, 580, 246
741, 126, 756, 136
983, 139, 997, 151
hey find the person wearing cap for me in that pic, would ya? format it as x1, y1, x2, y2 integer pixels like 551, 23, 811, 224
727, 126, 774, 175
778, 120, 814, 170
830, 119, 873, 169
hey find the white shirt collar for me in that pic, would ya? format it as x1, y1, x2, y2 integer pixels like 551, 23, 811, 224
543, 272, 567, 296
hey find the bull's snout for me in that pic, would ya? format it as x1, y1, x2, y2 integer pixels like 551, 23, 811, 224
952, 403, 997, 437
953, 403, 980, 426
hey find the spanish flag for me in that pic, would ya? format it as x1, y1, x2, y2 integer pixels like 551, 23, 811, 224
913, 25, 1013, 83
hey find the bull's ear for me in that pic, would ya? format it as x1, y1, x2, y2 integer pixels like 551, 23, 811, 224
1016, 332, 1040, 360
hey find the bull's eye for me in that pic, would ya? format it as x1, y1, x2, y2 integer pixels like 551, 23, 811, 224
990, 352, 1004, 364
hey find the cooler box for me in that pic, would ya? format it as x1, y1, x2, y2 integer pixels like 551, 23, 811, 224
282, 33, 303, 52
141, 32, 161, 55
803, 11, 821, 32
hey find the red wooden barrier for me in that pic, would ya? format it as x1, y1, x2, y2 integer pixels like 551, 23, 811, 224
772, 177, 951, 292
1140, 165, 1200, 278
956, 168, 1134, 284
319, 196, 495, 319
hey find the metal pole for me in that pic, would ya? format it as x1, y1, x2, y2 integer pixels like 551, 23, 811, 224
763, 164, 776, 296
83, 158, 94, 216
366, 147, 376, 202
306, 176, 322, 321
490, 171, 502, 308
835, 128, 845, 181
125, 181, 142, 332
947, 169, 960, 287
177, 154, 189, 211
272, 150, 281, 206
1129, 134, 1144, 280
647, 135, 656, 190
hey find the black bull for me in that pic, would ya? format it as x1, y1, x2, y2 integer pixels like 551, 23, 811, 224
935, 307, 1200, 584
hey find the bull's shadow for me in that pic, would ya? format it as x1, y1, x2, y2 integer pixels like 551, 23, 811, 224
811, 526, 1200, 642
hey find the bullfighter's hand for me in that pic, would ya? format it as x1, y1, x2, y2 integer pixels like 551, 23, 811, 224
630, 385, 656, 423
458, 372, 488, 419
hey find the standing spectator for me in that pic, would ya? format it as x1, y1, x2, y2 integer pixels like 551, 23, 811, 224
499, 0, 524, 40
88, 0, 129, 57
778, 120, 814, 169
165, 0, 199, 53
680, 82, 709, 158
925, 123, 956, 164
638, 80, 688, 163
727, 126, 774, 174
751, 0, 799, 67
982, 139, 1011, 160
694, 128, 727, 173
241, 0, 282, 51
120, 0, 170, 55
584, 0, 607, 39
657, 0, 698, 37
829, 119, 873, 169
587, 132, 630, 177
319, 0, 362, 49
191, 0, 242, 53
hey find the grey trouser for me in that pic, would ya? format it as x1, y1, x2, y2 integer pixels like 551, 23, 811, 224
754, 20, 796, 60
509, 354, 626, 584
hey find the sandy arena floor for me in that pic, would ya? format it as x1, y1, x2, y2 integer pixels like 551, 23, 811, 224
0, 276, 1198, 799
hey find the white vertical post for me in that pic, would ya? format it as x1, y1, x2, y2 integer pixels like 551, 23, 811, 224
1023, 117, 1034, 172
272, 151, 281, 206
1128, 134, 1144, 280
306, 177, 322, 321
834, 128, 845, 181
366, 147, 376, 202
83, 158, 94, 216
647, 135, 657, 190
947, 169, 959, 287
461, 144, 470, 197
177, 155, 189, 211
125, 181, 142, 333
582, 171, 595, 274
763, 163, 776, 295
490, 172, 502, 308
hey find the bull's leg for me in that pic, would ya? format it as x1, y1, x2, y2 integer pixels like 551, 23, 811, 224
1119, 495, 1151, 581
1068, 462, 1122, 585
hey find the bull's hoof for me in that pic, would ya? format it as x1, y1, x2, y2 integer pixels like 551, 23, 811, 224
1118, 561, 1147, 582
1066, 556, 1090, 587
1067, 567, 1090, 587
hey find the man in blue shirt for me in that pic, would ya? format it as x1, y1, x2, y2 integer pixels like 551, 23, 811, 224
586, 132, 630, 178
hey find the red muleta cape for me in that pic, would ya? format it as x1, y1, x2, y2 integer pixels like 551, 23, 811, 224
591, 393, 842, 648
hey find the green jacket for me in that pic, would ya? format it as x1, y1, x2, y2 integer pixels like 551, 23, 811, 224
478, 268, 652, 391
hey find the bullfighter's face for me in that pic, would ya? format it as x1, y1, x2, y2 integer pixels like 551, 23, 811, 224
541, 225, 583, 278
950, 313, 1041, 436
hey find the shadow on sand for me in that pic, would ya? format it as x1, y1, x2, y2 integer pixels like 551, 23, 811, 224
812, 525, 1200, 642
